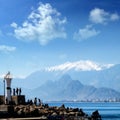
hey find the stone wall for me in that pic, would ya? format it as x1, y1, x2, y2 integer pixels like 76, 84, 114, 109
0, 95, 5, 104
12, 95, 25, 105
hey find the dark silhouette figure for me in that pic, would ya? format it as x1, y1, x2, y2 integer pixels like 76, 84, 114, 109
16, 88, 19, 96
29, 99, 33, 105
19, 88, 22, 95
6, 98, 8, 104
38, 98, 42, 106
34, 97, 37, 105
13, 88, 15, 96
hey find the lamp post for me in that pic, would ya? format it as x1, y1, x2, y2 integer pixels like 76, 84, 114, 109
3, 79, 5, 104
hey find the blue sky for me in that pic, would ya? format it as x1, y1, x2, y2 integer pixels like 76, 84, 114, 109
0, 0, 120, 78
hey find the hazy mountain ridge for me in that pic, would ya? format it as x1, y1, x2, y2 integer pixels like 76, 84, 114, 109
9, 64, 120, 92
88, 87, 120, 100
28, 75, 120, 101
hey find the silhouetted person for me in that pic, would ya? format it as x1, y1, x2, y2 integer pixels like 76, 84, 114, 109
19, 88, 21, 95
16, 88, 19, 95
29, 99, 33, 105
34, 97, 37, 105
26, 99, 30, 105
38, 98, 42, 106
6, 98, 8, 104
13, 88, 15, 96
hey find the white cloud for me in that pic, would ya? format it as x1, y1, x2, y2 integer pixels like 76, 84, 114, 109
0, 45, 16, 53
74, 8, 119, 42
89, 8, 108, 24
110, 13, 120, 21
45, 60, 114, 72
74, 25, 100, 41
11, 22, 18, 28
89, 8, 120, 24
11, 3, 67, 45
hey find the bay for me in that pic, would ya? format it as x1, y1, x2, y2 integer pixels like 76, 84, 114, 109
46, 102, 120, 120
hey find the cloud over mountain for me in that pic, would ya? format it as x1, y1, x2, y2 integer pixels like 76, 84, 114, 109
11, 3, 67, 45
45, 60, 114, 72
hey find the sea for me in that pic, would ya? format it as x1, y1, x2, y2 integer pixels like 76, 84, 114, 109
46, 102, 120, 120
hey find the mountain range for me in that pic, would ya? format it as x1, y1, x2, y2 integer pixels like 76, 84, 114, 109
13, 64, 120, 91
28, 74, 120, 101
0, 64, 120, 101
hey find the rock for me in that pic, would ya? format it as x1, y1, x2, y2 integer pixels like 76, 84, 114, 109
17, 109, 25, 117
91, 110, 102, 120
68, 112, 76, 116
51, 112, 57, 116
59, 111, 64, 116
0, 104, 102, 119
78, 109, 86, 116
72, 108, 79, 112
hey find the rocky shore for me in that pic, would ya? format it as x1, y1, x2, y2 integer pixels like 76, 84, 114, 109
0, 104, 101, 120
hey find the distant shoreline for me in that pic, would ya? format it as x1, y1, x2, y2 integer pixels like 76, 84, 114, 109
45, 101, 120, 103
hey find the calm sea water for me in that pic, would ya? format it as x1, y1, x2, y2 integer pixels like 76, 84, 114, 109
46, 102, 120, 120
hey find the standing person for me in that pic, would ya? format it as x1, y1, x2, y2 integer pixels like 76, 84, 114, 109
38, 98, 42, 106
16, 88, 18, 95
19, 88, 22, 95
34, 97, 37, 105
13, 88, 15, 96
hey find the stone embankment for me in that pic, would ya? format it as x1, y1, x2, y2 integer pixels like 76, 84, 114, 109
0, 104, 102, 120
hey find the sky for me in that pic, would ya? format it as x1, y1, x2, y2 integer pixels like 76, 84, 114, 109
0, 0, 120, 78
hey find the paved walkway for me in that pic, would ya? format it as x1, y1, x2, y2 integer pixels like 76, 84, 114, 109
0, 117, 47, 120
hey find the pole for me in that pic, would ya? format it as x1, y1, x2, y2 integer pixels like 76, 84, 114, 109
3, 79, 5, 104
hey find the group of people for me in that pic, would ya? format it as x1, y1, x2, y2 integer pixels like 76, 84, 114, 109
13, 88, 22, 96
26, 97, 42, 106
